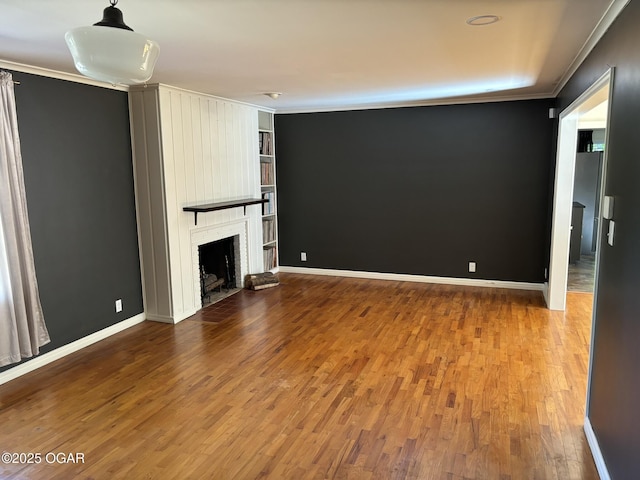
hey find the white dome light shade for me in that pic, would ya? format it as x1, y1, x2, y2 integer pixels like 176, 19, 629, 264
65, 26, 159, 85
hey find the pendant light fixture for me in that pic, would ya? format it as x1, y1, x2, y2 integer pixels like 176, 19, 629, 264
65, 0, 160, 85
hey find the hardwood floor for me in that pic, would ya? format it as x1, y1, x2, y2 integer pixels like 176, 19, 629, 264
568, 254, 596, 292
0, 274, 598, 479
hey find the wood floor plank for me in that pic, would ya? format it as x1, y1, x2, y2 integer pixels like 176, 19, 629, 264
0, 274, 598, 479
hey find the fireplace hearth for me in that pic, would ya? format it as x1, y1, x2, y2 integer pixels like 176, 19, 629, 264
198, 236, 239, 305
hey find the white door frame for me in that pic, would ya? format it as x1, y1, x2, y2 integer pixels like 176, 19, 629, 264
545, 68, 613, 310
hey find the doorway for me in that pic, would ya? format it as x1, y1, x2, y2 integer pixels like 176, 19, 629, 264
546, 69, 612, 310
567, 126, 605, 292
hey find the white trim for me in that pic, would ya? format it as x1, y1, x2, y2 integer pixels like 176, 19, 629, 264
0, 59, 128, 91
132, 83, 275, 111
279, 266, 544, 291
275, 93, 553, 115
547, 111, 579, 310
584, 417, 611, 480
0, 313, 146, 386
585, 76, 615, 416
542, 281, 550, 305
146, 313, 178, 324
144, 309, 201, 325
552, 0, 631, 97
547, 68, 613, 310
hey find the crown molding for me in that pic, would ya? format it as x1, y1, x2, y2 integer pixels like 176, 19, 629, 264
130, 83, 275, 111
552, 0, 631, 97
275, 92, 554, 115
0, 59, 128, 91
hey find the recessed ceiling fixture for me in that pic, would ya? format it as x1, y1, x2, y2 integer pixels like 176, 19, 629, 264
65, 0, 160, 85
466, 15, 501, 26
265, 92, 282, 99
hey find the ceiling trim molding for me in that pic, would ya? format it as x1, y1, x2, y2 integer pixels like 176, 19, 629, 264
275, 92, 555, 115
0, 59, 128, 91
552, 0, 631, 97
0, 60, 275, 112
131, 83, 276, 112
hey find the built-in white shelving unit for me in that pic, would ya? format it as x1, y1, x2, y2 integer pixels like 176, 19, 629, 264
259, 110, 278, 271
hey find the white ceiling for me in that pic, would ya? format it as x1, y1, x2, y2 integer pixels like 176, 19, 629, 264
579, 101, 608, 129
578, 84, 610, 129
0, 0, 628, 112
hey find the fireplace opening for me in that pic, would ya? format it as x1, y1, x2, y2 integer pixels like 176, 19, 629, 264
198, 236, 240, 306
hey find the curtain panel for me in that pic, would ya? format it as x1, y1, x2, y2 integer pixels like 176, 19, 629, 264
0, 71, 50, 367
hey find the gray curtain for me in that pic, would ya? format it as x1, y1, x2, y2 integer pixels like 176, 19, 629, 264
0, 71, 50, 367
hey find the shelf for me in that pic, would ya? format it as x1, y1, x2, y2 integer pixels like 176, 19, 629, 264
258, 110, 277, 271
183, 197, 267, 225
259, 131, 274, 156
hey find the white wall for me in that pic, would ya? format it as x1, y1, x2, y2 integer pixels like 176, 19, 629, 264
130, 85, 264, 323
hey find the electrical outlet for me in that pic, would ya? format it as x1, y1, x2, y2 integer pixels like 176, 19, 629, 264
301, 252, 307, 261
115, 299, 123, 313
469, 262, 476, 273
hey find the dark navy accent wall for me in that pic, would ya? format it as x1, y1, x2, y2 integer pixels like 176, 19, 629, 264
275, 99, 554, 283
557, 1, 640, 478
0, 71, 143, 372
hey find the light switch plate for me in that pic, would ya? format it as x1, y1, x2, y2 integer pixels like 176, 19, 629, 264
607, 220, 615, 246
603, 195, 614, 219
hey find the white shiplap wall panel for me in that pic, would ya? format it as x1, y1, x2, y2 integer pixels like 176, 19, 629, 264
230, 103, 242, 197
170, 87, 261, 320
200, 100, 214, 205
178, 92, 196, 314
219, 102, 231, 205
243, 106, 263, 272
131, 84, 263, 323
130, 86, 163, 321
129, 89, 172, 321
210, 100, 222, 208
191, 97, 205, 204
161, 89, 185, 316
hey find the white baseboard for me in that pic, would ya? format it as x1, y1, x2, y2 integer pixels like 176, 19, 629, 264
584, 416, 611, 480
278, 266, 545, 291
0, 313, 146, 386
146, 313, 179, 324
146, 308, 200, 325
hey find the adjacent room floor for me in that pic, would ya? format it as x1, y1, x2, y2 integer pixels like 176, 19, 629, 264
568, 254, 596, 292
0, 274, 598, 479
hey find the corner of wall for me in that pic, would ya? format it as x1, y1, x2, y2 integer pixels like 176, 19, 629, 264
584, 416, 611, 480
